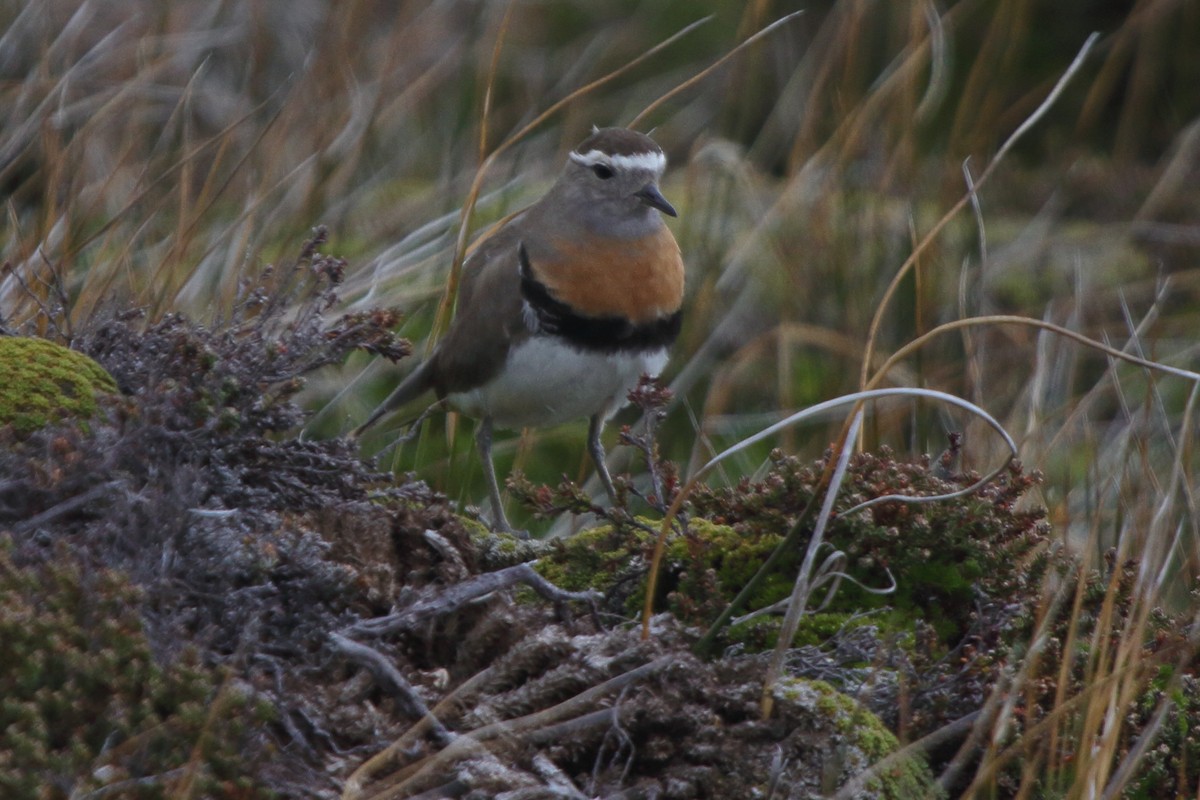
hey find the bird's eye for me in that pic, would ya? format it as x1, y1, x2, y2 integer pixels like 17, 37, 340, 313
591, 163, 614, 180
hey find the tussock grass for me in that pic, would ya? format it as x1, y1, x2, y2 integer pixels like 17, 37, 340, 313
4, 0, 1200, 796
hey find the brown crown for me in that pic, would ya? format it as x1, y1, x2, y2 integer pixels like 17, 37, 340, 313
574, 127, 663, 157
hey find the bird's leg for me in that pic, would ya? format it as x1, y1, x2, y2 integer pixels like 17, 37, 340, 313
588, 413, 619, 508
476, 416, 512, 532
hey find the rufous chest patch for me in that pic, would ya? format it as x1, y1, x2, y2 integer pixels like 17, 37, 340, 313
531, 225, 684, 323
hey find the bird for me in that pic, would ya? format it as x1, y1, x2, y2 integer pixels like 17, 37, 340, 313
355, 127, 684, 532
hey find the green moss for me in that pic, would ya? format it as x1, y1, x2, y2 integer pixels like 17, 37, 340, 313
778, 678, 944, 799
472, 524, 548, 571
535, 521, 655, 601
535, 514, 926, 656
666, 518, 787, 609
0, 337, 117, 435
724, 615, 782, 650
532, 517, 784, 623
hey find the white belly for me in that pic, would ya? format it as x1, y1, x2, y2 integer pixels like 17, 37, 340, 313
447, 337, 669, 431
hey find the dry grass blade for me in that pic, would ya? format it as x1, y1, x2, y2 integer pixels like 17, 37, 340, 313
868, 315, 1200, 392
859, 31, 1101, 390
341, 665, 499, 799
759, 408, 861, 719
627, 10, 805, 130
477, 0, 519, 162
960, 644, 1180, 795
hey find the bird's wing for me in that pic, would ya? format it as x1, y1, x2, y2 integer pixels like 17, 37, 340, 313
429, 219, 532, 397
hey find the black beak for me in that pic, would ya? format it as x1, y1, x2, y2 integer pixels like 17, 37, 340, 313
635, 183, 678, 217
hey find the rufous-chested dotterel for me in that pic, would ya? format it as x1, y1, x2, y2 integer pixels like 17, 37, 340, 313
356, 127, 685, 531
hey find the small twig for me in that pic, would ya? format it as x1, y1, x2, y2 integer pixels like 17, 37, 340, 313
765, 746, 790, 800
421, 529, 469, 579
14, 480, 125, 534
530, 752, 589, 798
346, 563, 600, 638
388, 656, 675, 798
35, 248, 74, 340
617, 375, 676, 515
328, 633, 453, 745
587, 688, 636, 791
530, 707, 622, 747
343, 665, 501, 798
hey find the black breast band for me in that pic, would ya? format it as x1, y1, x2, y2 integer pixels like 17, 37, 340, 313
518, 244, 681, 353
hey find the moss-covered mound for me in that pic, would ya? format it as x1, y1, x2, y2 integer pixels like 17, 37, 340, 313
0, 337, 117, 434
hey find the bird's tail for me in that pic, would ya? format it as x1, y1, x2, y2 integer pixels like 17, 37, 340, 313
350, 358, 435, 439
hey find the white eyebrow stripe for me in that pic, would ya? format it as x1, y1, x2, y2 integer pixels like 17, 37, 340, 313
569, 149, 666, 173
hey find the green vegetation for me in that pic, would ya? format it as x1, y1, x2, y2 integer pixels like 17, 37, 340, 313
0, 539, 272, 799
0, 338, 116, 434
775, 677, 946, 799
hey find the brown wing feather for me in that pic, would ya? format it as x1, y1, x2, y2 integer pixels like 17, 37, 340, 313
429, 218, 531, 397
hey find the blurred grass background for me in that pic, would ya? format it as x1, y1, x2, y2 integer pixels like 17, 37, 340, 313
2, 0, 1197, 574
4, 0, 1200, 794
